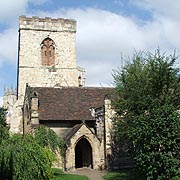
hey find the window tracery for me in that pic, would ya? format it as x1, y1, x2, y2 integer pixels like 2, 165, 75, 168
41, 38, 55, 66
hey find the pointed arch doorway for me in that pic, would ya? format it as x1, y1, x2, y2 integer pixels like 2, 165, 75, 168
75, 137, 93, 169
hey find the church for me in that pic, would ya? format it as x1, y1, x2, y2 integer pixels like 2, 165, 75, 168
3, 16, 115, 170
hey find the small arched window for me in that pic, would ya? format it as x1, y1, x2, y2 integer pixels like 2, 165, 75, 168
41, 38, 55, 66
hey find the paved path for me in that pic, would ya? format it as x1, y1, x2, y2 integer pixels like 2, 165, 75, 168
68, 167, 106, 180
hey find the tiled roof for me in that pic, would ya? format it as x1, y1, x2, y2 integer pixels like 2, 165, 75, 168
63, 123, 83, 140
32, 87, 113, 121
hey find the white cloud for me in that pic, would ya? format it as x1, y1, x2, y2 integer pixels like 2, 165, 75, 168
35, 8, 144, 85
0, 0, 50, 24
131, 0, 180, 20
0, 0, 28, 23
35, 7, 180, 85
0, 28, 18, 65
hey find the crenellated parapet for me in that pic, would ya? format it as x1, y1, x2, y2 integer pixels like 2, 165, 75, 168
4, 86, 17, 96
3, 85, 17, 126
3, 85, 17, 109
19, 16, 76, 32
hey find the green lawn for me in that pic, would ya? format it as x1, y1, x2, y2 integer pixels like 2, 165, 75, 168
103, 170, 180, 180
52, 168, 180, 180
52, 168, 89, 180
103, 170, 145, 180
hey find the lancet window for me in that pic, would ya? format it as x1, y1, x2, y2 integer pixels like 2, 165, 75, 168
41, 38, 55, 66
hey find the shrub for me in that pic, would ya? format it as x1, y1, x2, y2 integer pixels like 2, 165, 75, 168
0, 134, 54, 180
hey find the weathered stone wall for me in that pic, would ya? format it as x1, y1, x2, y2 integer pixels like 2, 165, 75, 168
3, 88, 16, 109
65, 124, 105, 170
104, 98, 115, 155
3, 87, 17, 125
41, 121, 95, 137
18, 16, 85, 102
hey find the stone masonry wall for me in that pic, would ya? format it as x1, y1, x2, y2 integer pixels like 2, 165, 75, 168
8, 16, 85, 133
65, 124, 105, 170
18, 16, 85, 102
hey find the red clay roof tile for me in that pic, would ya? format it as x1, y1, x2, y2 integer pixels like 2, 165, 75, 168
32, 87, 113, 121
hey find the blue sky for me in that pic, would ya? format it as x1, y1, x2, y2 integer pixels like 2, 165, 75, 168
0, 0, 180, 106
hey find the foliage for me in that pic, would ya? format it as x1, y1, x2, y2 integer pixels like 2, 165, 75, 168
52, 168, 89, 180
172, 176, 180, 180
0, 109, 61, 179
0, 107, 7, 127
34, 125, 65, 154
0, 108, 9, 142
0, 134, 54, 180
113, 50, 180, 180
0, 107, 65, 180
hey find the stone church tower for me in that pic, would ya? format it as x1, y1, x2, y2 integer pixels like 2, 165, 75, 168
5, 16, 85, 133
18, 16, 85, 103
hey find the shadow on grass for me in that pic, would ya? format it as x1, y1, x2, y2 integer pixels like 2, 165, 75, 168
103, 169, 180, 180
52, 168, 89, 180
103, 169, 145, 180
52, 168, 64, 175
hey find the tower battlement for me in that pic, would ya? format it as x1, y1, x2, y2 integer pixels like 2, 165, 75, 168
3, 86, 17, 110
19, 16, 76, 32
4, 86, 17, 96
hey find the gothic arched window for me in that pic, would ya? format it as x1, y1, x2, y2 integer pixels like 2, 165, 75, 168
41, 38, 55, 66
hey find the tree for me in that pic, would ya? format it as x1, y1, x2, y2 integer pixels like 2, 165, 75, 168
0, 107, 7, 127
33, 125, 64, 154
0, 108, 9, 142
0, 134, 54, 180
0, 109, 64, 180
113, 50, 180, 180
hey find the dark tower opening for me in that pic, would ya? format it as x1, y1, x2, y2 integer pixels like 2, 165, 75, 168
75, 138, 93, 168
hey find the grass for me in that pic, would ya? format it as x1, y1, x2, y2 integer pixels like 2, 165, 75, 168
52, 168, 89, 180
103, 170, 145, 180
103, 170, 180, 180
52, 168, 180, 180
